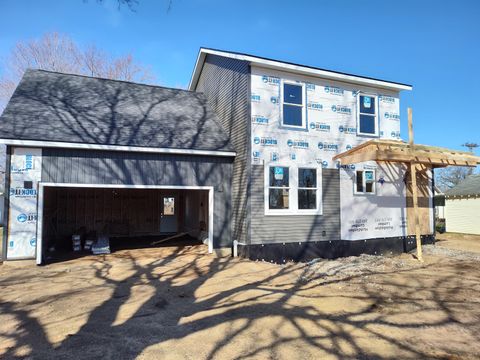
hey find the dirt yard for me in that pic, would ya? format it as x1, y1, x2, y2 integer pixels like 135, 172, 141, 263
1, 234, 480, 359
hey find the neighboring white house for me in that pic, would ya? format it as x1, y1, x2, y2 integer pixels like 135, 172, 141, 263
434, 186, 445, 220
445, 174, 480, 235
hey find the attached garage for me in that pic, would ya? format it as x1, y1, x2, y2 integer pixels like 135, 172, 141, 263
0, 69, 235, 264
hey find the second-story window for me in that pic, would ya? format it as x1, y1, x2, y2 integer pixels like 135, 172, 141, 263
282, 81, 305, 129
358, 94, 378, 136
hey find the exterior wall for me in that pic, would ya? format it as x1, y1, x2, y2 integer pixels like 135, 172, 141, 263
250, 66, 401, 169
38, 148, 234, 249
195, 54, 251, 244
5, 147, 42, 259
436, 205, 445, 219
340, 162, 408, 240
445, 197, 480, 235
249, 65, 408, 243
250, 167, 340, 243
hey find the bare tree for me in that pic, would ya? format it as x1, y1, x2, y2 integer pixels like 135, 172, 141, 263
435, 142, 478, 190
0, 32, 155, 111
436, 166, 474, 191
92, 0, 174, 12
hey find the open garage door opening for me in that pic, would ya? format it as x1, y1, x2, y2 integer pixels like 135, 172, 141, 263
37, 185, 213, 264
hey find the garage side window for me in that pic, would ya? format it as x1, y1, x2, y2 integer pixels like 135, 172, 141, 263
269, 166, 289, 209
282, 82, 305, 129
298, 168, 317, 210
355, 170, 375, 194
358, 94, 378, 136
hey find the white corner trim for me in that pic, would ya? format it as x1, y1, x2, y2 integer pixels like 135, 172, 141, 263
1, 139, 236, 157
190, 48, 412, 92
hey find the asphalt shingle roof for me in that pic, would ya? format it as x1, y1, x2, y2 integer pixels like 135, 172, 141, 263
0, 69, 234, 153
445, 174, 480, 197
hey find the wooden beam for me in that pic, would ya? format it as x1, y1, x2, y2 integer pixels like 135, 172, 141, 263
336, 150, 378, 165
410, 162, 423, 261
408, 108, 414, 147
408, 108, 423, 262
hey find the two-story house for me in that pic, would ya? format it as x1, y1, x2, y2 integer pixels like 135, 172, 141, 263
1, 48, 477, 264
190, 48, 433, 261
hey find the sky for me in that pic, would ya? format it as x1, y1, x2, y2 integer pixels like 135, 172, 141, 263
0, 0, 479, 152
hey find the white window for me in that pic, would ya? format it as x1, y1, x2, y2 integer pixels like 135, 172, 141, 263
265, 165, 322, 215
298, 168, 318, 210
281, 81, 306, 129
357, 94, 378, 136
355, 170, 376, 194
268, 166, 290, 210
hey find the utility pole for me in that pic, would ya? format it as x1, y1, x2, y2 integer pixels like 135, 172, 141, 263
462, 143, 479, 153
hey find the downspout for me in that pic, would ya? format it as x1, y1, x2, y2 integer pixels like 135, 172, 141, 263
233, 239, 247, 257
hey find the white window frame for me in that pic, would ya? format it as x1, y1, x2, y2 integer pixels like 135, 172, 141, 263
264, 164, 322, 215
297, 167, 321, 215
357, 93, 379, 137
280, 80, 306, 130
265, 164, 291, 215
354, 169, 376, 195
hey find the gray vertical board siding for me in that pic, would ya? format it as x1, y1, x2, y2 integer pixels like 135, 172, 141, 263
41, 148, 233, 248
250, 167, 341, 244
195, 54, 251, 244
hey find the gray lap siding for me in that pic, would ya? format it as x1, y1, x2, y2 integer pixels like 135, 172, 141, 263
41, 148, 233, 248
250, 167, 341, 244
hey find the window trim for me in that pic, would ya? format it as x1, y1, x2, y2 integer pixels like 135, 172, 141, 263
264, 164, 323, 216
280, 80, 306, 130
354, 169, 376, 195
356, 93, 379, 137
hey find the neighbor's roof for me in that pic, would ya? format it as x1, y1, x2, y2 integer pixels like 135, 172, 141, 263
0, 69, 235, 155
189, 47, 413, 92
445, 174, 480, 198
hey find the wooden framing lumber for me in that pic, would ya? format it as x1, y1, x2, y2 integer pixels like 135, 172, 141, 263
408, 108, 423, 261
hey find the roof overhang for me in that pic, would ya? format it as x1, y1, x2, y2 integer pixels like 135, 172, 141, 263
333, 139, 480, 168
1, 139, 236, 157
189, 48, 413, 92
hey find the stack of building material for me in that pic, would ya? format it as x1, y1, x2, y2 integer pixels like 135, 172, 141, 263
72, 235, 81, 252
92, 235, 110, 255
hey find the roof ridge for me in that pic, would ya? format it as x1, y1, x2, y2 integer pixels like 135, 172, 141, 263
26, 68, 195, 93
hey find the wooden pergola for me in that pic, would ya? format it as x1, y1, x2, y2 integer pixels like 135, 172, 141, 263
333, 108, 480, 261
333, 139, 479, 168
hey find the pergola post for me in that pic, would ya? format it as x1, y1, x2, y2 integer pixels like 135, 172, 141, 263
408, 108, 423, 261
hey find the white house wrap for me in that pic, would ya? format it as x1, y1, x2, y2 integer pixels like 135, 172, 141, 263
7, 147, 42, 259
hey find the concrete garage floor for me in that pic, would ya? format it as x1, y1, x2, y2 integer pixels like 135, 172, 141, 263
0, 236, 480, 359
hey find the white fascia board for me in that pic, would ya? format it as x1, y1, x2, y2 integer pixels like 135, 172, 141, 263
0, 139, 236, 157
189, 48, 413, 92
189, 51, 207, 90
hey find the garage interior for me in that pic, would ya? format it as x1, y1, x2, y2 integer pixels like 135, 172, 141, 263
41, 187, 210, 262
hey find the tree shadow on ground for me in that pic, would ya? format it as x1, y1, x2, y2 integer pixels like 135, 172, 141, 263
0, 246, 479, 359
